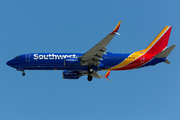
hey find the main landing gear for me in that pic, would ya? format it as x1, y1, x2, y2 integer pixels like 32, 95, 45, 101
87, 66, 93, 81
88, 75, 92, 81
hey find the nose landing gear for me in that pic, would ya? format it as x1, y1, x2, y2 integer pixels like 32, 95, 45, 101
16, 68, 25, 76
22, 71, 25, 76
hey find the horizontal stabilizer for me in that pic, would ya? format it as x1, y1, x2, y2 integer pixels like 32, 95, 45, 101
155, 45, 176, 58
164, 59, 170, 64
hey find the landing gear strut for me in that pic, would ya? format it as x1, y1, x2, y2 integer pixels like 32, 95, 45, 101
22, 71, 25, 76
87, 66, 93, 74
87, 66, 93, 81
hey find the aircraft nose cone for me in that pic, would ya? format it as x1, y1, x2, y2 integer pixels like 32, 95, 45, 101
6, 60, 13, 67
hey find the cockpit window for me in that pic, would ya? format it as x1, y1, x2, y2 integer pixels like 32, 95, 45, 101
14, 57, 20, 59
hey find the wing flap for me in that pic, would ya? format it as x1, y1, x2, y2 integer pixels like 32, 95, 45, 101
80, 21, 121, 66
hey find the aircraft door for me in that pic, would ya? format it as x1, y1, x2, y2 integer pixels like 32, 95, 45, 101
25, 54, 30, 62
140, 55, 145, 63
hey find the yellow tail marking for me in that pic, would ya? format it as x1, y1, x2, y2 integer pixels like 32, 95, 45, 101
105, 51, 144, 70
144, 26, 170, 52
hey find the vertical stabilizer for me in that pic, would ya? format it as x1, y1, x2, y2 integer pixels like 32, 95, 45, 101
144, 26, 172, 55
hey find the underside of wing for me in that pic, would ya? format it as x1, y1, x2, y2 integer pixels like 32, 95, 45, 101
80, 71, 111, 82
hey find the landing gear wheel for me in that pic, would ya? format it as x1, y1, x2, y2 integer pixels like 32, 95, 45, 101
22, 72, 25, 76
88, 75, 92, 81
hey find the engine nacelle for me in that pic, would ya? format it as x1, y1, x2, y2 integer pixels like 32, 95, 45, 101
63, 71, 80, 79
65, 58, 81, 66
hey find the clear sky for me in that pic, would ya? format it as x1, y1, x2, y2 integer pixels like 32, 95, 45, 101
0, 0, 180, 120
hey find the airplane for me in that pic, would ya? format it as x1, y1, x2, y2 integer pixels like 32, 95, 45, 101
6, 21, 176, 81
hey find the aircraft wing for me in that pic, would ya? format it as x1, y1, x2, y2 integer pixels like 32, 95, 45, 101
80, 21, 121, 66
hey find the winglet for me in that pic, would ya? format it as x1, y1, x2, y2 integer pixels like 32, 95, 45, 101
110, 21, 121, 35
104, 70, 111, 82
105, 70, 111, 78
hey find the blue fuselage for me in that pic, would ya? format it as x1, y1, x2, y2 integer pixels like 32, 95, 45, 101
6, 53, 166, 71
